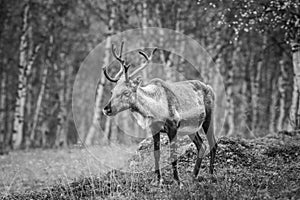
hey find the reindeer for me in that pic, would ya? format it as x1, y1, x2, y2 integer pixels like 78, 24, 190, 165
102, 42, 218, 186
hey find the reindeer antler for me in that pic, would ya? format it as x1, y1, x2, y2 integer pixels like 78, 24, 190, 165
103, 42, 131, 83
129, 48, 157, 78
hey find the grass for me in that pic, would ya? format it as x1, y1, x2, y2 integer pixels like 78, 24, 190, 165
0, 143, 137, 196
1, 131, 300, 199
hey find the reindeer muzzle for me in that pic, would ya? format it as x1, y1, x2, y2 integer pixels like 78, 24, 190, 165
103, 102, 113, 116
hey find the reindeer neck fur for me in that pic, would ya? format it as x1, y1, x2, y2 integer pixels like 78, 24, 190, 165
130, 79, 183, 129
130, 82, 170, 129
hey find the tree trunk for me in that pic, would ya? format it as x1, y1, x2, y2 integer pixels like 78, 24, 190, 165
240, 52, 256, 139
225, 74, 235, 136
30, 57, 49, 144
0, 65, 5, 133
41, 120, 49, 147
55, 64, 68, 147
3, 67, 11, 150
226, 41, 240, 137
290, 39, 300, 129
251, 60, 262, 131
13, 3, 40, 149
85, 50, 108, 145
269, 77, 278, 133
0, 62, 5, 152
61, 66, 73, 146
277, 59, 288, 131
158, 29, 174, 81
85, 2, 115, 145
156, 8, 176, 82
12, 3, 30, 149
25, 24, 34, 149
251, 35, 267, 132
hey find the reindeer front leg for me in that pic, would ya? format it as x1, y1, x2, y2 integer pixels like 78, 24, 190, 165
151, 122, 164, 186
153, 132, 162, 185
169, 134, 179, 183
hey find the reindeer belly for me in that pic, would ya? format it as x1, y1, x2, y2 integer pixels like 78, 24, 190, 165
177, 107, 206, 135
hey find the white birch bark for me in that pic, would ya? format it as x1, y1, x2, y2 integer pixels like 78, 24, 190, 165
277, 60, 287, 131
85, 72, 107, 145
0, 65, 5, 145
269, 78, 278, 133
30, 59, 49, 143
290, 39, 300, 129
12, 3, 29, 148
55, 64, 67, 147
26, 25, 34, 142
63, 67, 73, 145
288, 1, 300, 130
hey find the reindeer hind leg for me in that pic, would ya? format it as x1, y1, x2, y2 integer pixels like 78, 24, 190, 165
202, 110, 217, 175
188, 132, 205, 178
166, 119, 180, 185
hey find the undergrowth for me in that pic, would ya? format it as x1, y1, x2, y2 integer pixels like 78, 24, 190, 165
1, 131, 300, 200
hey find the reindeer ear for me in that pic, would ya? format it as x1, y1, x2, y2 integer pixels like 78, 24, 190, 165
134, 76, 143, 85
131, 76, 143, 91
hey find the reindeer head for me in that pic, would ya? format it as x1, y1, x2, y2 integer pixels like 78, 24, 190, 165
103, 42, 156, 116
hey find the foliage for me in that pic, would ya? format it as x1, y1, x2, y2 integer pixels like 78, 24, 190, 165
197, 0, 299, 41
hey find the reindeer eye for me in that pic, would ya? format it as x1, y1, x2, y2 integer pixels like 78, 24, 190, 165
123, 90, 130, 96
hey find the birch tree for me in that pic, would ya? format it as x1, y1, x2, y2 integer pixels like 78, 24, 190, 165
30, 37, 51, 144
269, 78, 278, 133
55, 61, 73, 147
277, 59, 288, 130
55, 64, 67, 147
30, 63, 48, 144
0, 64, 5, 130
290, 38, 300, 128
12, 2, 40, 148
0, 64, 5, 150
225, 41, 239, 137
12, 2, 30, 149
0, 3, 8, 151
